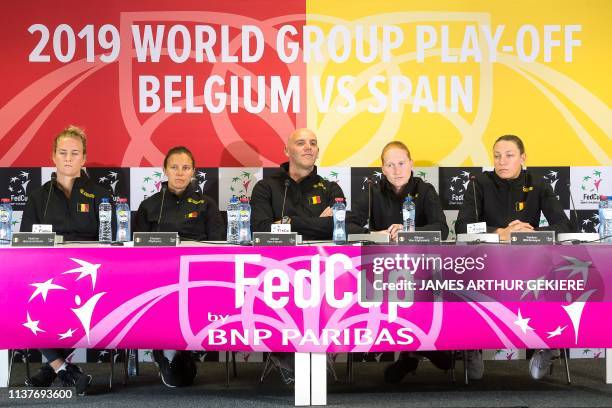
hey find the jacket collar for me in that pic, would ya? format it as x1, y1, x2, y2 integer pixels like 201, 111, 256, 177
380, 172, 419, 199
278, 162, 318, 184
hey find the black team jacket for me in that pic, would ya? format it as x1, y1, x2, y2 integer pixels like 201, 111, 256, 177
455, 170, 572, 235
250, 162, 345, 240
20, 171, 113, 241
347, 174, 449, 240
134, 181, 224, 241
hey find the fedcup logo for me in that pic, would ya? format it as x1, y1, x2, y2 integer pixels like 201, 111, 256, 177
23, 258, 106, 346
141, 170, 164, 197
194, 170, 208, 194
8, 170, 30, 205
580, 170, 603, 203
229, 171, 256, 196
440, 167, 478, 209
543, 170, 560, 193
97, 171, 120, 194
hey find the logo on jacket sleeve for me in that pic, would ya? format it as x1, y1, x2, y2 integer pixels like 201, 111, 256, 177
78, 203, 90, 213
185, 211, 199, 219
515, 201, 525, 211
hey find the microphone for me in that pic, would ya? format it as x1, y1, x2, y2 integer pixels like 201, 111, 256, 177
280, 179, 290, 223
43, 173, 57, 223
470, 175, 479, 222
156, 186, 167, 232
566, 181, 579, 233
365, 176, 373, 231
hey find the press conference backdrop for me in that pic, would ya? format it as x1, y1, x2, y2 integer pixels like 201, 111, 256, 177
1, 0, 610, 363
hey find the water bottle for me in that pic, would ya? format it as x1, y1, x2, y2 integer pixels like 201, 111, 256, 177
238, 196, 252, 245
0, 198, 13, 246
599, 195, 612, 243
332, 197, 346, 244
115, 198, 131, 242
127, 349, 138, 376
226, 196, 240, 244
98, 197, 112, 243
402, 196, 416, 232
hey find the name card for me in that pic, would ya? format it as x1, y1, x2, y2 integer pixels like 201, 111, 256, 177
467, 222, 487, 234
347, 233, 390, 244
397, 231, 441, 245
271, 224, 291, 233
133, 232, 179, 247
253, 232, 297, 246
510, 231, 555, 245
32, 224, 53, 233
11, 232, 56, 247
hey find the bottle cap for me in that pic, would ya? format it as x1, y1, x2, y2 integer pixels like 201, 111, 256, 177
240, 197, 249, 203
118, 198, 128, 203
101, 197, 110, 203
0, 198, 10, 203
335, 197, 344, 202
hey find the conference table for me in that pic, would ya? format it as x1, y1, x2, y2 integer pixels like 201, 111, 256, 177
1, 241, 611, 406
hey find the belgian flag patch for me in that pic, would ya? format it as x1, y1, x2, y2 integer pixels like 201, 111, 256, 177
78, 203, 90, 213
186, 211, 199, 219
515, 201, 525, 211
309, 196, 321, 204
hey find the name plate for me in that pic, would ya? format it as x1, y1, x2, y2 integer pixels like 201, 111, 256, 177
397, 231, 441, 245
133, 232, 178, 247
271, 224, 291, 233
467, 222, 487, 234
348, 233, 390, 244
253, 232, 297, 246
510, 231, 555, 245
11, 232, 56, 247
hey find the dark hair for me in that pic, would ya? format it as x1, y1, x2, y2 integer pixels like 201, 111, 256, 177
54, 125, 87, 155
381, 141, 412, 164
494, 134, 525, 154
163, 146, 195, 169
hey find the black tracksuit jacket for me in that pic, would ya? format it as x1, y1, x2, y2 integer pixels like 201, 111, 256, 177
250, 163, 345, 240
347, 174, 449, 240
455, 170, 572, 235
20, 172, 113, 241
134, 181, 224, 241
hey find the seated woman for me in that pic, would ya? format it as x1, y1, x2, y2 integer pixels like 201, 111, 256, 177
21, 125, 113, 395
134, 146, 224, 387
455, 134, 572, 380
347, 141, 476, 383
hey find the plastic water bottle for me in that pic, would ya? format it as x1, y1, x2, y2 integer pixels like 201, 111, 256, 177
332, 197, 346, 244
0, 198, 13, 246
115, 198, 131, 242
402, 196, 416, 232
227, 196, 240, 244
599, 195, 612, 243
98, 197, 112, 243
238, 196, 252, 244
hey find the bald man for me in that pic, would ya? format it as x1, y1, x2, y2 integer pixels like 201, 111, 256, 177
251, 128, 345, 240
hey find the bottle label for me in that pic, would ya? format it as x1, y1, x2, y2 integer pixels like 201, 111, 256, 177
239, 210, 250, 221
402, 209, 411, 220
117, 210, 129, 222
0, 210, 9, 223
335, 210, 346, 221
99, 211, 111, 222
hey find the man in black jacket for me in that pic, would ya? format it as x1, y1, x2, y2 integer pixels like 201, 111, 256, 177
250, 128, 345, 241
250, 128, 345, 384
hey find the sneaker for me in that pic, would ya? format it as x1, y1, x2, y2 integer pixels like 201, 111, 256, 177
384, 353, 419, 384
418, 351, 452, 371
153, 350, 180, 387
269, 354, 294, 385
466, 350, 484, 380
57, 364, 92, 395
176, 352, 197, 386
529, 349, 559, 380
25, 364, 56, 387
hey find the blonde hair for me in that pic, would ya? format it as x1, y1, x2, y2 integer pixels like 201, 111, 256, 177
381, 141, 411, 164
53, 125, 87, 155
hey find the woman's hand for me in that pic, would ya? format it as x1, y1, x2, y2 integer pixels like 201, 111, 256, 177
496, 220, 534, 241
